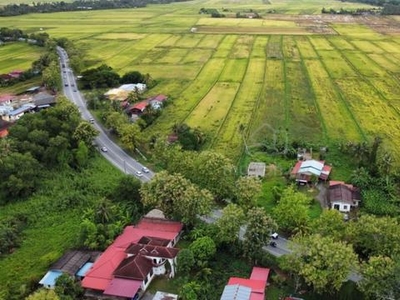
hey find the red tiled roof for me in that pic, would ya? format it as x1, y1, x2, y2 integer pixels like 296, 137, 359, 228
113, 255, 153, 280
132, 101, 148, 112
228, 278, 266, 294
82, 217, 182, 292
137, 217, 183, 233
0, 94, 15, 102
250, 267, 270, 282
103, 278, 141, 298
126, 244, 180, 259
226, 267, 270, 300
291, 161, 302, 175
151, 94, 168, 102
0, 128, 8, 138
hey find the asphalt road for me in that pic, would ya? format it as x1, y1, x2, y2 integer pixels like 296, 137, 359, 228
57, 46, 154, 182
200, 209, 361, 282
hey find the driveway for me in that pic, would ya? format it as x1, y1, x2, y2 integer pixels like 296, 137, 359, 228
315, 182, 329, 209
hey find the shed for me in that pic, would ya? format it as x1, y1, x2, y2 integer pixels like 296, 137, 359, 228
153, 291, 179, 300
39, 270, 63, 289
50, 250, 91, 275
247, 162, 266, 177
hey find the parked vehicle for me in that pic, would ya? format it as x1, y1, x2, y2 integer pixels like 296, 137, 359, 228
269, 241, 277, 247
270, 232, 279, 239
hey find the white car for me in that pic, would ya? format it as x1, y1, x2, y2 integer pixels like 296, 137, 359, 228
135, 171, 143, 177
101, 146, 108, 152
270, 232, 279, 239
142, 167, 150, 173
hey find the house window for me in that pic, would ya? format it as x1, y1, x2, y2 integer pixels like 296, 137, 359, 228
333, 204, 340, 210
149, 269, 153, 277
144, 277, 148, 285
343, 205, 348, 210
153, 259, 157, 264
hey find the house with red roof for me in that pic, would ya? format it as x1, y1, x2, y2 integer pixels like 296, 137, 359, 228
127, 100, 149, 115
8, 70, 24, 79
220, 267, 270, 300
0, 94, 16, 106
148, 94, 168, 110
291, 159, 331, 183
329, 181, 361, 213
82, 210, 183, 299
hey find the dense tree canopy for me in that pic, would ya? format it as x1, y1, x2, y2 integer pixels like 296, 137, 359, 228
281, 234, 357, 293
140, 171, 213, 225
273, 185, 311, 235
346, 214, 400, 258
215, 204, 245, 244
243, 207, 277, 262
358, 255, 400, 299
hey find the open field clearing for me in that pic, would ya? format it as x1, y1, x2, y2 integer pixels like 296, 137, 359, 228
374, 40, 400, 53
249, 60, 286, 145
309, 36, 334, 51
1, 0, 400, 162
369, 77, 400, 101
186, 82, 240, 138
285, 61, 322, 141
295, 36, 318, 58
0, 43, 43, 74
251, 36, 269, 58
367, 54, 400, 73
342, 51, 387, 77
213, 58, 265, 158
230, 35, 254, 58
332, 24, 384, 39
336, 78, 400, 153
304, 59, 363, 141
213, 35, 237, 58
328, 36, 355, 50
350, 40, 385, 53
219, 59, 248, 82
181, 49, 214, 64
318, 50, 357, 79
282, 36, 300, 60
147, 58, 226, 134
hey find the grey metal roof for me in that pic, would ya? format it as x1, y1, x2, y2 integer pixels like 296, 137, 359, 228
220, 284, 251, 300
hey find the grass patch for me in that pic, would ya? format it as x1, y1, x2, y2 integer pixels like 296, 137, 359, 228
0, 43, 44, 74
0, 156, 125, 296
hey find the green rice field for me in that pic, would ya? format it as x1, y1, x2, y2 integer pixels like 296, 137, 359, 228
0, 43, 44, 74
1, 0, 400, 163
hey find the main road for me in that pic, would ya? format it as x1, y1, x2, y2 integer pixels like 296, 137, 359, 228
57, 46, 154, 182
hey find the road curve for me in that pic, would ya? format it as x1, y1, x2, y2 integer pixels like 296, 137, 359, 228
57, 46, 154, 183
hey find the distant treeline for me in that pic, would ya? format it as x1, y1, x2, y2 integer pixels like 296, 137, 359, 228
339, 0, 400, 14
0, 0, 190, 17
321, 7, 381, 15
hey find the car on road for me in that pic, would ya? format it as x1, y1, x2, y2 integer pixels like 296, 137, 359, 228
135, 171, 143, 177
142, 167, 150, 173
101, 146, 108, 152
89, 118, 95, 124
73, 89, 77, 92
64, 83, 68, 87
270, 232, 279, 239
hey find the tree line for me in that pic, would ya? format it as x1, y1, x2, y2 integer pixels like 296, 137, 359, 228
0, 0, 190, 17
339, 0, 400, 14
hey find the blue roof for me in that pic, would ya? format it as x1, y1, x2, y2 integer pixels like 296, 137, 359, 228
39, 270, 63, 287
76, 262, 93, 277
220, 284, 251, 300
